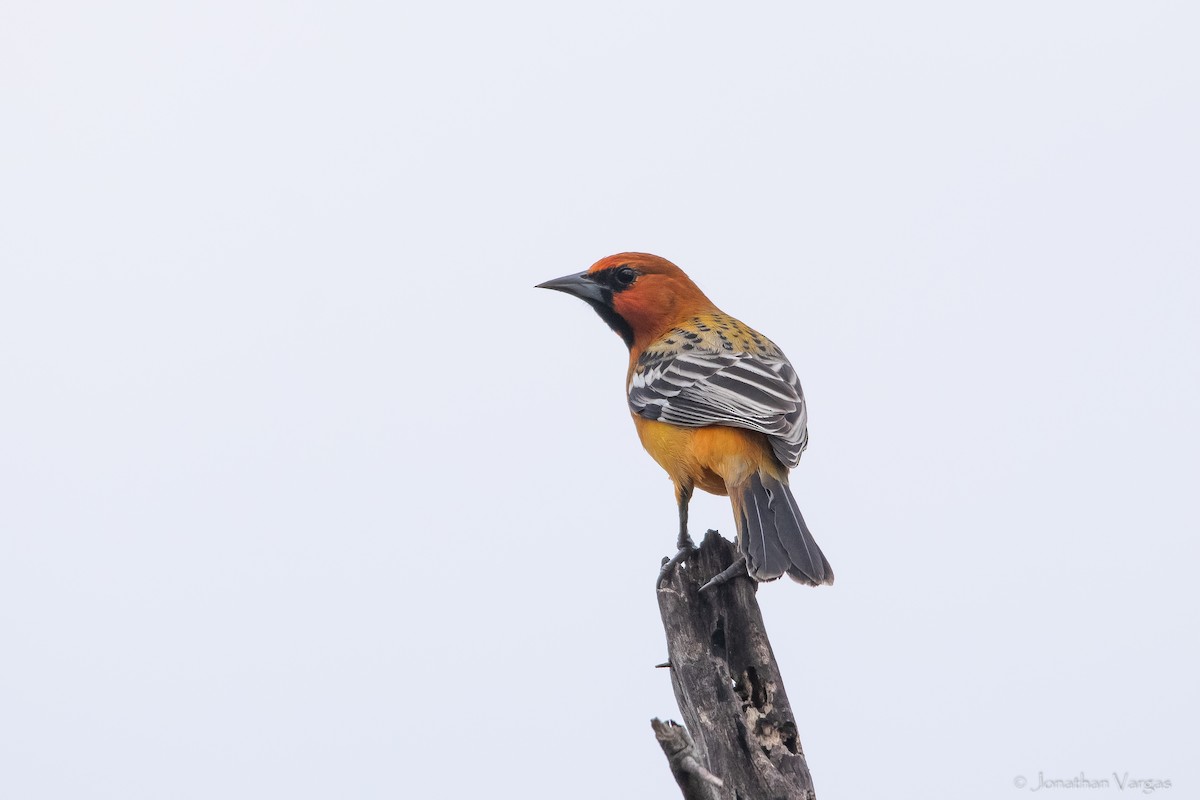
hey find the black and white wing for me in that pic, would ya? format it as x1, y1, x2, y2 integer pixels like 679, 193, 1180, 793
629, 345, 809, 468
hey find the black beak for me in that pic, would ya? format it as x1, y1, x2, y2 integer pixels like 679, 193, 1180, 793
535, 271, 606, 304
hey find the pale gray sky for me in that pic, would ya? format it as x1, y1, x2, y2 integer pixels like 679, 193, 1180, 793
2, 2, 1197, 798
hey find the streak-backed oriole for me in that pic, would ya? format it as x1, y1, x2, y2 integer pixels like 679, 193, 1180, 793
538, 253, 832, 587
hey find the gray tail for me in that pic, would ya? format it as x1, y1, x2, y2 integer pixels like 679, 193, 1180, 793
734, 471, 833, 585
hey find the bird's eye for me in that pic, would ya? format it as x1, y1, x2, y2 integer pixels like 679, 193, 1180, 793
614, 266, 638, 287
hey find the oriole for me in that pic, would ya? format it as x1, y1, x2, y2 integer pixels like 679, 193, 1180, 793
538, 253, 833, 587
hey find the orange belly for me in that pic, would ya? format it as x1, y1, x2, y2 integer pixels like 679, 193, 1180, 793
631, 416, 782, 495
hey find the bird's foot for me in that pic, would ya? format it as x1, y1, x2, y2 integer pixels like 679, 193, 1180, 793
657, 533, 698, 587
699, 555, 749, 592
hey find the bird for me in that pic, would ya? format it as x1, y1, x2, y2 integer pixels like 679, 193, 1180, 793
537, 252, 833, 588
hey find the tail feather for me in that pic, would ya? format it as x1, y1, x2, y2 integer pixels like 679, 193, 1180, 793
734, 471, 833, 586
740, 485, 790, 581
739, 489, 769, 578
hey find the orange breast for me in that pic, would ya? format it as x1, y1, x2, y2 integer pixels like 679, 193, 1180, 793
631, 415, 781, 496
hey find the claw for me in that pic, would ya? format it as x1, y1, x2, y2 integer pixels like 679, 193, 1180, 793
699, 555, 748, 592
657, 536, 698, 587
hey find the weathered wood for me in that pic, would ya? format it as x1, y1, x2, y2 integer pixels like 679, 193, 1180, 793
654, 530, 817, 800
651, 718, 725, 800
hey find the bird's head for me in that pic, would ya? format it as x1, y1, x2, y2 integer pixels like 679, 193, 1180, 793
537, 252, 715, 349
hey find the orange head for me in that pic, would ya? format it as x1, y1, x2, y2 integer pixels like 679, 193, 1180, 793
537, 253, 717, 349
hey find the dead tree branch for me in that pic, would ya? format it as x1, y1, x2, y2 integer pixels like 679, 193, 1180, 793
653, 530, 817, 799
652, 718, 725, 800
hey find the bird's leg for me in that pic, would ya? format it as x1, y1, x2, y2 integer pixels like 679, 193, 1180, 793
658, 483, 697, 586
699, 555, 749, 592
675, 481, 695, 552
